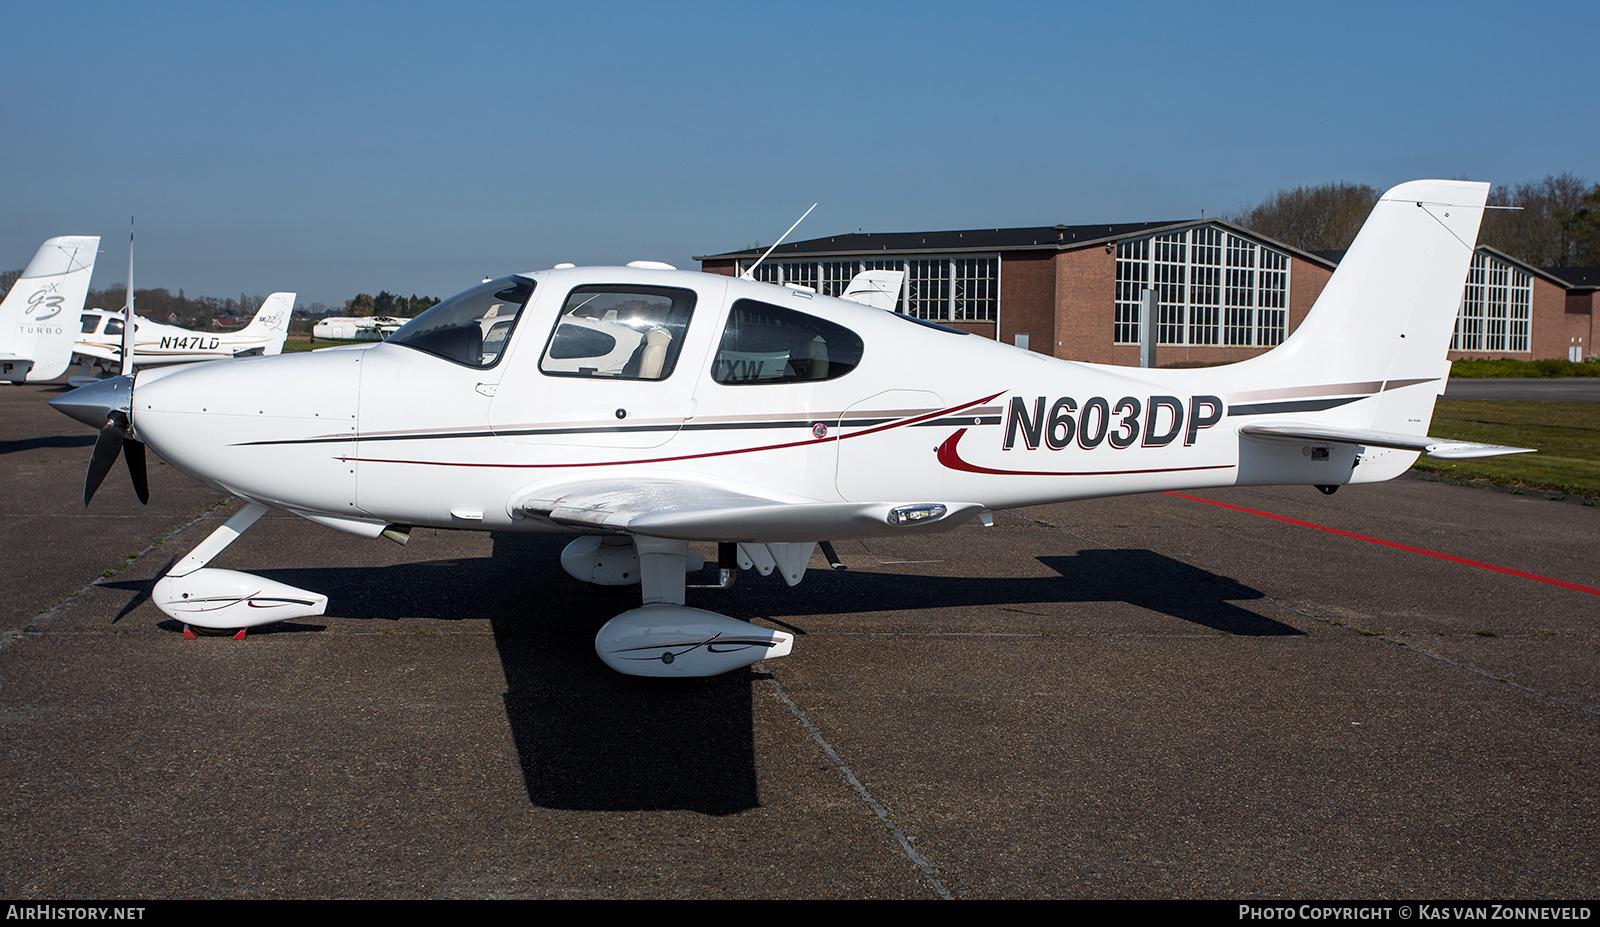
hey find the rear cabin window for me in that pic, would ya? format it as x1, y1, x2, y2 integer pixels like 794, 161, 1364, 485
539, 285, 696, 380
712, 299, 863, 385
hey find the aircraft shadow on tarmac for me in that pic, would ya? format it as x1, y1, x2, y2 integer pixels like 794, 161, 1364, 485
0, 433, 96, 455
721, 547, 1293, 637
100, 532, 1292, 816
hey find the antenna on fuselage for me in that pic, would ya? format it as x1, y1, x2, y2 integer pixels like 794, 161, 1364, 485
741, 203, 817, 280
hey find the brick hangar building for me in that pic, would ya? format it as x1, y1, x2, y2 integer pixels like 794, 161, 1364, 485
697, 220, 1597, 365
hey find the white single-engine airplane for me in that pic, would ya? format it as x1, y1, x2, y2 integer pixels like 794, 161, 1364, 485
0, 236, 100, 384
73, 292, 295, 376
311, 315, 406, 341
54, 180, 1529, 672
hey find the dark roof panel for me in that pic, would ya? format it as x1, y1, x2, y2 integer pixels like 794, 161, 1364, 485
697, 221, 1195, 260
1541, 266, 1600, 289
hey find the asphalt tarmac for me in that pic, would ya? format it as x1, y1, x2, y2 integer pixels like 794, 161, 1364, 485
2, 380, 1596, 899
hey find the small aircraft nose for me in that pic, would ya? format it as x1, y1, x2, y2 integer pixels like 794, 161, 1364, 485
50, 374, 134, 430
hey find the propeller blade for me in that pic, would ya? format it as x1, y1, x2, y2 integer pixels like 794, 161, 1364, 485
123, 437, 149, 505
121, 218, 135, 377
84, 411, 129, 506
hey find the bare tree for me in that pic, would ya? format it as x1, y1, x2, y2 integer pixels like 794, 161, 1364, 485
1576, 187, 1600, 267
1480, 173, 1598, 267
1223, 181, 1380, 252
1230, 175, 1600, 267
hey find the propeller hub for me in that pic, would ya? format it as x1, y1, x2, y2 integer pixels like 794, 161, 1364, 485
50, 374, 135, 432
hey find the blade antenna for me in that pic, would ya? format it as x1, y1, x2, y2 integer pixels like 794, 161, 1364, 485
120, 217, 135, 377
741, 203, 817, 280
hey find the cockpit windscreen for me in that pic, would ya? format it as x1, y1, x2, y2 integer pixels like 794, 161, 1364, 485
386, 276, 535, 368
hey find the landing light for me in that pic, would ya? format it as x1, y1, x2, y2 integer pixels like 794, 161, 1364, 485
886, 504, 946, 526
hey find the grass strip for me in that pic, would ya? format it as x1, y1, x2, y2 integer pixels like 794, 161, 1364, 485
1411, 399, 1600, 502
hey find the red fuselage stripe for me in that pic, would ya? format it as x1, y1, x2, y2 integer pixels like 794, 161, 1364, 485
339, 391, 1007, 470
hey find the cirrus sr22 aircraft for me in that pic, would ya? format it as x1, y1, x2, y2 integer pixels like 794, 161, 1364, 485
72, 291, 295, 380
52, 180, 1530, 676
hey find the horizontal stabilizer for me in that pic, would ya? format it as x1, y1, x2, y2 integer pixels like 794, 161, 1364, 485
839, 270, 905, 311
515, 479, 983, 542
1240, 423, 1533, 460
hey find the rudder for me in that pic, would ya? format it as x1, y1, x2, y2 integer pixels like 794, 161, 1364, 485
0, 236, 101, 383
1233, 180, 1489, 435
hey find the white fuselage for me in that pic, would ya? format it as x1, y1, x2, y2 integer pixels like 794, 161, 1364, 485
125, 266, 1418, 536
57, 181, 1496, 661
77, 302, 288, 367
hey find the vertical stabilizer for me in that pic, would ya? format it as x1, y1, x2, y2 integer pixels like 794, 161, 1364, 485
1234, 180, 1488, 434
0, 236, 101, 383
239, 292, 296, 355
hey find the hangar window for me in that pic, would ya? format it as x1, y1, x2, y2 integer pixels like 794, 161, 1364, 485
1115, 226, 1288, 347
905, 259, 950, 320
1453, 251, 1531, 354
712, 299, 863, 384
540, 285, 697, 380
388, 275, 534, 368
1257, 248, 1288, 347
1223, 234, 1256, 345
743, 256, 997, 322
1114, 238, 1149, 344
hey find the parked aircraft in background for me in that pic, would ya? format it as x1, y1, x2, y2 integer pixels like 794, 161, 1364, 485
835, 269, 903, 311
73, 293, 294, 378
54, 182, 1529, 674
312, 316, 406, 341
0, 236, 100, 383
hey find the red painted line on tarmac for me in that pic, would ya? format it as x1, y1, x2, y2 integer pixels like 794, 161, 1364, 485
1165, 492, 1600, 598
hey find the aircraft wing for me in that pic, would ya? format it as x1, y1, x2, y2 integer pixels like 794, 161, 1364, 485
73, 343, 123, 365
1239, 423, 1533, 460
515, 479, 984, 542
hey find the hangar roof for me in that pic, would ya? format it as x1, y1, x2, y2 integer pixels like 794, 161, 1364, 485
1316, 246, 1595, 293
696, 219, 1337, 269
1541, 266, 1600, 292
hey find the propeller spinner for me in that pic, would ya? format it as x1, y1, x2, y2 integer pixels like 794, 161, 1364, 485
50, 374, 148, 505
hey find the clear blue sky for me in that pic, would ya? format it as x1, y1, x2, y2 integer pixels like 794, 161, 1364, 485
4, 0, 1597, 308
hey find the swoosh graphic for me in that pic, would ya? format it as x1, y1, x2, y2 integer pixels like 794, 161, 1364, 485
936, 428, 1235, 477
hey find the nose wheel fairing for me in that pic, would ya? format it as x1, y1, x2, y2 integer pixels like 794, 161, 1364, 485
154, 568, 328, 630
149, 502, 328, 631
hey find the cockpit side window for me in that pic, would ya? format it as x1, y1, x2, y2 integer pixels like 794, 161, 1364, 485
712, 299, 864, 385
539, 285, 696, 380
387, 276, 534, 368
81, 315, 100, 334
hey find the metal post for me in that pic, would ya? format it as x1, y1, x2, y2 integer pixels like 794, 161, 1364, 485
1140, 287, 1157, 368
